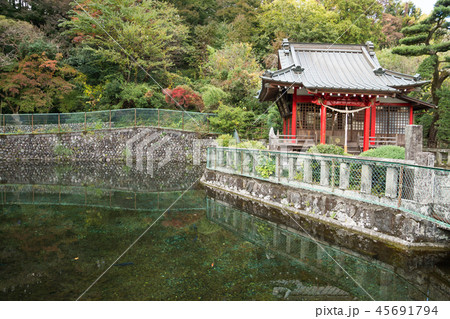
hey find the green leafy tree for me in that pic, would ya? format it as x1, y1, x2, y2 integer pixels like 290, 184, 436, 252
258, 0, 383, 45
61, 0, 189, 86
200, 84, 229, 111
392, 0, 450, 147
322, 0, 384, 44
206, 42, 261, 105
436, 89, 450, 145
209, 104, 256, 138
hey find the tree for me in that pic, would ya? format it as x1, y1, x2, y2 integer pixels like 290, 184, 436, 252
206, 42, 261, 105
322, 0, 384, 44
392, 0, 450, 147
0, 15, 47, 68
208, 104, 256, 138
379, 1, 423, 48
258, 0, 383, 45
61, 0, 189, 86
163, 85, 204, 112
0, 53, 75, 113
436, 88, 450, 144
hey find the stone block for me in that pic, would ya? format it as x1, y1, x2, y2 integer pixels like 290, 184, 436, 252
405, 125, 423, 161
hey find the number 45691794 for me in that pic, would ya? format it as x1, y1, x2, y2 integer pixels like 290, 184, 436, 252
376, 306, 438, 316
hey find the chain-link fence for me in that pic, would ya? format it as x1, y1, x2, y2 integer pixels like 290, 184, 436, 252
0, 184, 205, 213
207, 147, 450, 229
0, 108, 215, 134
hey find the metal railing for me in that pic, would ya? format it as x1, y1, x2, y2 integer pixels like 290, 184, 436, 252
206, 147, 450, 229
0, 108, 216, 134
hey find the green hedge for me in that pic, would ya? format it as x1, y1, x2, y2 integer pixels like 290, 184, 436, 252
359, 146, 405, 159
307, 144, 345, 155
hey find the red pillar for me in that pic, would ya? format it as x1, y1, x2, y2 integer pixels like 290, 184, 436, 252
370, 102, 376, 145
283, 118, 286, 135
320, 104, 326, 144
363, 106, 371, 152
409, 105, 414, 124
292, 88, 297, 141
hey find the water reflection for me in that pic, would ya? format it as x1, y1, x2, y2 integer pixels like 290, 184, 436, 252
0, 162, 449, 300
207, 198, 450, 301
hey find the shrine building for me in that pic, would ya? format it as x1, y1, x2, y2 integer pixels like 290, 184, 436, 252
258, 39, 435, 153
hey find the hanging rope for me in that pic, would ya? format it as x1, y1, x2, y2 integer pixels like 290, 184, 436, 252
321, 103, 370, 114
318, 98, 370, 114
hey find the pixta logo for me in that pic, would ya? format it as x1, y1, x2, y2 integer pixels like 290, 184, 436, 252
125, 129, 215, 176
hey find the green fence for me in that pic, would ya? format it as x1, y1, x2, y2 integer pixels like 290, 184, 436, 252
206, 147, 450, 229
0, 108, 215, 134
0, 184, 206, 213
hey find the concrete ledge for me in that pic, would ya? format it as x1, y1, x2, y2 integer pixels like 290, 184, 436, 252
201, 169, 450, 252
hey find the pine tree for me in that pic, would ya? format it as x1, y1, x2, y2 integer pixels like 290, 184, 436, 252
392, 0, 450, 147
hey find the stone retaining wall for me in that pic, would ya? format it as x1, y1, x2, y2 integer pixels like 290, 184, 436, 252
0, 127, 216, 163
201, 169, 450, 251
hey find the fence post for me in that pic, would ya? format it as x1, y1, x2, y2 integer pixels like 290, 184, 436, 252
84, 112, 87, 131
240, 150, 244, 174
182, 111, 185, 130
397, 166, 404, 206
207, 117, 210, 132
361, 164, 373, 194
304, 159, 313, 183
386, 167, 399, 198
58, 114, 61, 133
134, 108, 137, 127
31, 114, 34, 133
158, 109, 160, 127
2, 114, 5, 133
320, 158, 330, 186
339, 163, 350, 190
288, 156, 295, 181
109, 109, 112, 129
275, 153, 281, 181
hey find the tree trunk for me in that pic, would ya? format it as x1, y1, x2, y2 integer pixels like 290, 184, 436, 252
426, 55, 442, 148
427, 110, 439, 148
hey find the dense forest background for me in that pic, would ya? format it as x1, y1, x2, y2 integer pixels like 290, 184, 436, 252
0, 0, 449, 146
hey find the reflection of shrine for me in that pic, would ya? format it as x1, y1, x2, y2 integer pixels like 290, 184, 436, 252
206, 197, 449, 301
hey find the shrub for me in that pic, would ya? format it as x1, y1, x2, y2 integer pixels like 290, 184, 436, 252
163, 85, 204, 112
209, 104, 255, 137
359, 146, 405, 159
256, 154, 276, 178
200, 84, 229, 111
216, 134, 236, 147
236, 140, 266, 150
307, 144, 345, 155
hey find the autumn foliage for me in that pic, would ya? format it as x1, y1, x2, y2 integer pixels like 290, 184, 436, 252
163, 86, 204, 112
0, 53, 75, 113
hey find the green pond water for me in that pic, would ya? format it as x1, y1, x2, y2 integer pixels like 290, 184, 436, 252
0, 162, 449, 301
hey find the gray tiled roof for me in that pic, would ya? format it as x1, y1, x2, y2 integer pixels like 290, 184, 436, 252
262, 43, 428, 94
